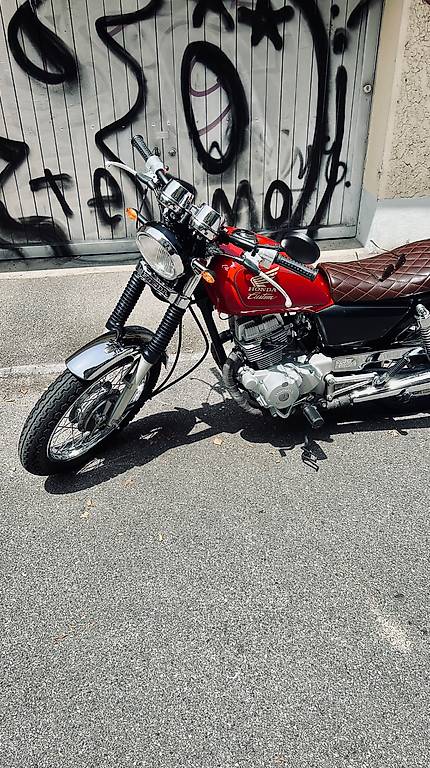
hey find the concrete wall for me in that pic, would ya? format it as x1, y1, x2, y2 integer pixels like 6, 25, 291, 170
359, 0, 430, 249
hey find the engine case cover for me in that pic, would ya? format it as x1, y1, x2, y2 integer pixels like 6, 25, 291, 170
239, 354, 332, 412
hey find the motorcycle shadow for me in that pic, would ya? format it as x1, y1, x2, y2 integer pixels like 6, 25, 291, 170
44, 389, 430, 494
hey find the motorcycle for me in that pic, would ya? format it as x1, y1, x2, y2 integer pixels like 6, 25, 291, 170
19, 134, 430, 475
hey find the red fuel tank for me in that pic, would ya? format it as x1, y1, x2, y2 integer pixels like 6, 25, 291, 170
204, 230, 333, 316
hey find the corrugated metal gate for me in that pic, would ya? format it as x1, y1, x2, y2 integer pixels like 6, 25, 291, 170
0, 0, 383, 260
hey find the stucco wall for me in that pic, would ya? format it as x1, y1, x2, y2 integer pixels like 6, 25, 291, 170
381, 0, 430, 198
359, 0, 430, 249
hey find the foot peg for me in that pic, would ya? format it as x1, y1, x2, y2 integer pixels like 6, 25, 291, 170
302, 404, 324, 429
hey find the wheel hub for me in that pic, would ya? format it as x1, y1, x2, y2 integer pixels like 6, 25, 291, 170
70, 382, 120, 433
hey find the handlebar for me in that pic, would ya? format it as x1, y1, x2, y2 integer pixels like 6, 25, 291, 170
220, 231, 318, 282
131, 133, 170, 184
131, 134, 152, 162
274, 253, 318, 282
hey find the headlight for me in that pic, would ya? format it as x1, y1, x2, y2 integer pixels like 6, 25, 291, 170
136, 225, 184, 281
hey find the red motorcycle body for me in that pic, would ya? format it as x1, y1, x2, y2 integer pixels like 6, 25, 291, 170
205, 230, 333, 316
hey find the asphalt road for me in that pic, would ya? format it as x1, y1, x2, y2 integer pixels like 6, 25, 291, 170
1, 362, 430, 768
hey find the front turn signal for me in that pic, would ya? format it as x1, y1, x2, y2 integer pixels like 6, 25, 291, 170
126, 207, 138, 222
201, 270, 216, 284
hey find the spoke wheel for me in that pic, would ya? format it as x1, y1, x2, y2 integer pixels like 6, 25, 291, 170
19, 355, 161, 475
47, 361, 136, 461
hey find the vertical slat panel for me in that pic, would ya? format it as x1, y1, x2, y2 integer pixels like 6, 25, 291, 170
101, 0, 134, 239
153, 0, 179, 179
299, 0, 330, 228
18, 1, 76, 242
186, 1, 208, 204
248, 6, 268, 229
202, 13, 222, 213
66, 0, 103, 241
325, 0, 360, 227
45, 0, 85, 243
302, 0, 332, 228
0, 5, 26, 245
4, 1, 53, 238
275, 2, 300, 224
261, 2, 292, 229
282, 4, 302, 220
86, 0, 125, 239
170, 0, 194, 194
217, 0, 237, 207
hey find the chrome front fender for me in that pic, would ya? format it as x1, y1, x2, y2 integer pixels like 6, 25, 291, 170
66, 325, 167, 382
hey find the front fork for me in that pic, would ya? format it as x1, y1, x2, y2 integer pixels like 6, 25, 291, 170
106, 269, 202, 425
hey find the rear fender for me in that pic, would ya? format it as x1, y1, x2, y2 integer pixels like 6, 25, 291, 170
66, 325, 167, 382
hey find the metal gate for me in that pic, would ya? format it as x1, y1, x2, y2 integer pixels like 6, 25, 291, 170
0, 0, 383, 261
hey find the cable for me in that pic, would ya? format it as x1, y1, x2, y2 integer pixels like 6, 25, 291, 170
153, 305, 210, 396
152, 320, 183, 396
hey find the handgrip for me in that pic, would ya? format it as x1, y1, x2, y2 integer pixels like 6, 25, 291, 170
131, 134, 152, 162
275, 254, 318, 281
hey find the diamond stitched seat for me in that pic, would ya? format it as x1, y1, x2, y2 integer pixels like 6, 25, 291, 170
320, 240, 430, 303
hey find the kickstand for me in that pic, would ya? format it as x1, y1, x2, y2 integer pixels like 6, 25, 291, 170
301, 435, 320, 472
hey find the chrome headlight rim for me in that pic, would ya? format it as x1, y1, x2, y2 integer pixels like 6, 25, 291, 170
136, 224, 184, 282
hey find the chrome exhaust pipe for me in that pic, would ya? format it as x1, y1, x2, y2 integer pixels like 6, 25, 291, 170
351, 369, 430, 404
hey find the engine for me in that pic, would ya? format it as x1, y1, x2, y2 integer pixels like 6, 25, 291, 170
231, 314, 332, 415
233, 314, 297, 369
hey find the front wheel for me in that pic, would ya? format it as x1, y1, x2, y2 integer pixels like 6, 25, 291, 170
19, 357, 161, 475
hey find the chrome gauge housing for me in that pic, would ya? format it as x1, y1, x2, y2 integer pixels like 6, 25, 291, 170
159, 179, 194, 215
136, 224, 185, 281
190, 203, 223, 241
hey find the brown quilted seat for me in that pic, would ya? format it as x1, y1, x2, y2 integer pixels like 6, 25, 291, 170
320, 240, 430, 303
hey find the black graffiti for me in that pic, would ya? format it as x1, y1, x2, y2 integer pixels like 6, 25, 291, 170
288, 0, 330, 230
263, 180, 293, 231
238, 0, 294, 51
1, 0, 375, 252
87, 168, 123, 227
333, 28, 348, 54
0, 204, 71, 257
348, 0, 381, 29
288, 145, 313, 181
95, 0, 162, 163
193, 0, 235, 31
0, 135, 72, 257
0, 136, 29, 185
181, 41, 249, 175
7, 0, 78, 84
0, 137, 29, 256
212, 181, 259, 231
309, 66, 347, 235
30, 170, 74, 217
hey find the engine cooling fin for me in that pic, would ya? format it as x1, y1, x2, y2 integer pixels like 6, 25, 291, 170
233, 314, 295, 369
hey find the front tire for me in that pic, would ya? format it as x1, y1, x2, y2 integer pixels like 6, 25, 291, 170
19, 360, 160, 475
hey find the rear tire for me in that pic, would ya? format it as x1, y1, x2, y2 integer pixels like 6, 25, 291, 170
19, 362, 160, 476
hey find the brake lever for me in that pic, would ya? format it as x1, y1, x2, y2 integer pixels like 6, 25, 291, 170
106, 160, 138, 177
107, 161, 158, 192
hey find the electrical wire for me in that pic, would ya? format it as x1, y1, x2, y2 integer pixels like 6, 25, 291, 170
152, 320, 183, 396
153, 305, 210, 396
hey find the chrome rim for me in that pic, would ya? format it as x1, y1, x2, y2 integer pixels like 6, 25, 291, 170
47, 360, 145, 461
